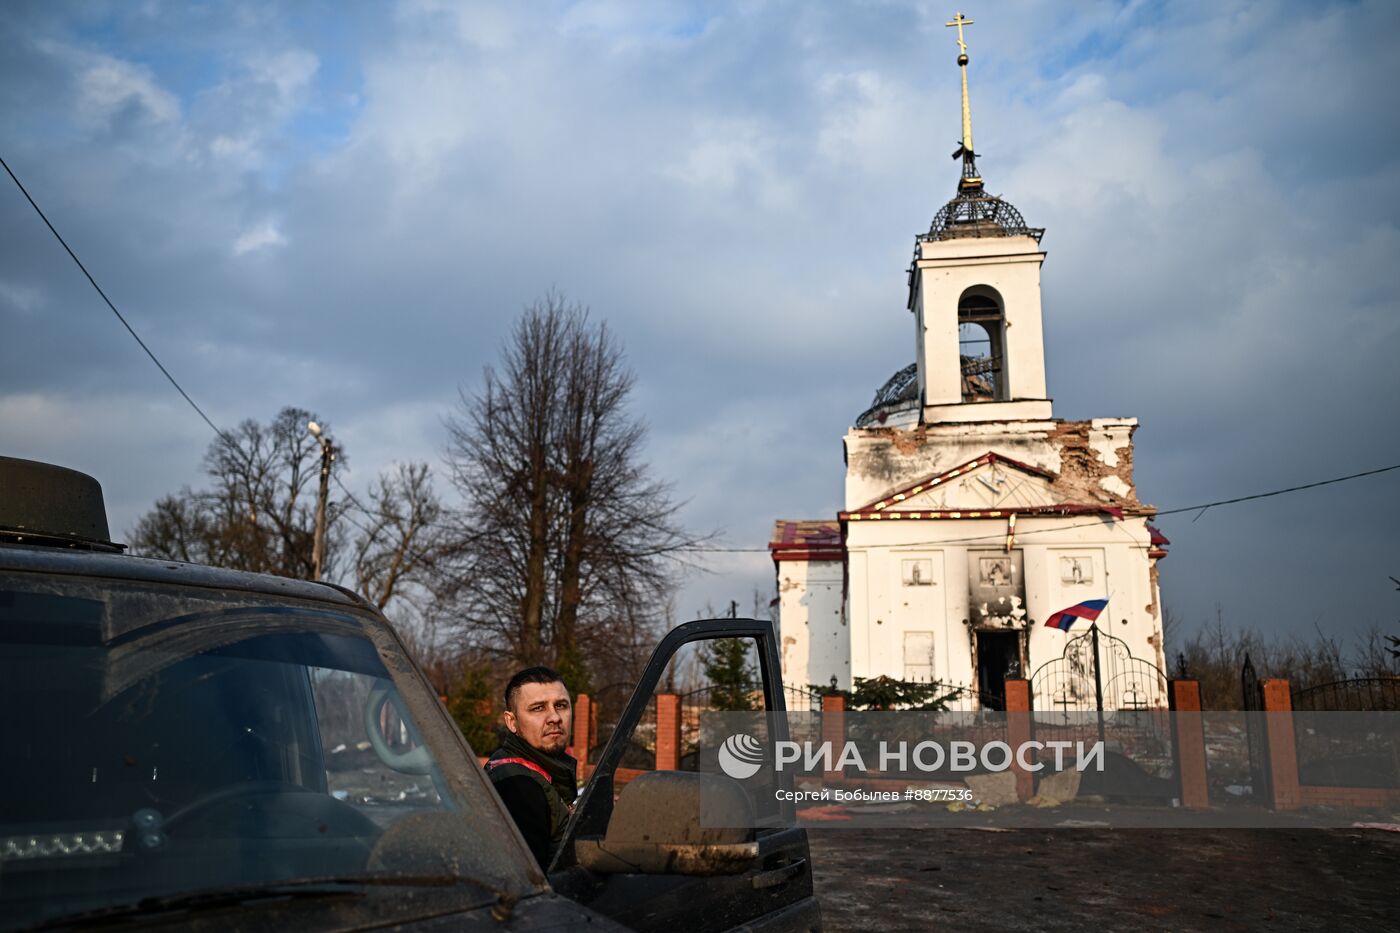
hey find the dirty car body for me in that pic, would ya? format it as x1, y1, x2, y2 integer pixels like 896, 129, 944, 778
0, 457, 818, 932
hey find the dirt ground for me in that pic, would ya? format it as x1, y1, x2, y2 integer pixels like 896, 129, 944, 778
808, 823, 1400, 931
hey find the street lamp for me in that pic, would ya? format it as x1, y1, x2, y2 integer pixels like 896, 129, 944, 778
308, 421, 335, 581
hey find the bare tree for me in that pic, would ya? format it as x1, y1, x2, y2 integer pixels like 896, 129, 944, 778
440, 294, 703, 687
352, 462, 446, 612
130, 408, 445, 630
131, 407, 333, 578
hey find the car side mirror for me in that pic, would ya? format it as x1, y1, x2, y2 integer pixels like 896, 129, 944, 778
574, 771, 758, 876
364, 680, 433, 775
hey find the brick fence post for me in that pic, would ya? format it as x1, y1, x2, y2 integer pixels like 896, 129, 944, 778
1261, 679, 1300, 810
572, 693, 592, 767
1004, 679, 1034, 802
656, 693, 682, 771
1169, 680, 1210, 810
821, 694, 847, 784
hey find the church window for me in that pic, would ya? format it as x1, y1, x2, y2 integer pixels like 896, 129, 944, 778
903, 631, 936, 681
958, 289, 1005, 401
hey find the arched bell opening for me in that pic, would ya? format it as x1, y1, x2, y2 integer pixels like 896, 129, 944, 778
958, 286, 1005, 402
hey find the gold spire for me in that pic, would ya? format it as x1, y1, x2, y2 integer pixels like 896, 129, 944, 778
945, 12, 981, 190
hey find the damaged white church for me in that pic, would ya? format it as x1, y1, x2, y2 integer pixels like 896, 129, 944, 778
770, 18, 1169, 709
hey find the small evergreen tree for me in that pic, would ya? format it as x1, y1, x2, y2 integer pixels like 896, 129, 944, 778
849, 675, 957, 712
447, 664, 499, 754
703, 638, 756, 711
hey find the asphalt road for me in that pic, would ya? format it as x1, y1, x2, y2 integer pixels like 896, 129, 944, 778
808, 824, 1400, 931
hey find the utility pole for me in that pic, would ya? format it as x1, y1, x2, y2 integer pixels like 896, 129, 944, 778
308, 421, 335, 581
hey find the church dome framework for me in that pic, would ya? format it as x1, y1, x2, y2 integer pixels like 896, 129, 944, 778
925, 188, 1043, 243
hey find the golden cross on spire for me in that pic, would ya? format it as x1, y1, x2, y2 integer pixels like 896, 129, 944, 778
945, 12, 973, 54
946, 11, 976, 168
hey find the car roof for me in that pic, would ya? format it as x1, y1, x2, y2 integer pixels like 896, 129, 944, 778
0, 541, 366, 610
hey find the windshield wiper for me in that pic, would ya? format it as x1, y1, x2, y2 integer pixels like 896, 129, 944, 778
35, 873, 498, 928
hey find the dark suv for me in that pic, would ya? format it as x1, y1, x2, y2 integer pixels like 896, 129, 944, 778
0, 457, 819, 931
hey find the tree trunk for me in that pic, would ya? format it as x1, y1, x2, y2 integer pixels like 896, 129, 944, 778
555, 456, 592, 681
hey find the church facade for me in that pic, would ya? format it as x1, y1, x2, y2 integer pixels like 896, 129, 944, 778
770, 19, 1169, 709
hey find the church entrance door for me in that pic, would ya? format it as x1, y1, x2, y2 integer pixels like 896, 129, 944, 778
975, 630, 1020, 710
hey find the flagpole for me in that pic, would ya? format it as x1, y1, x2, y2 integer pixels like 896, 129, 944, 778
1090, 620, 1106, 745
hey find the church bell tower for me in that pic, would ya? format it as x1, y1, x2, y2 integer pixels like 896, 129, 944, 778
776, 12, 1167, 704
909, 12, 1052, 425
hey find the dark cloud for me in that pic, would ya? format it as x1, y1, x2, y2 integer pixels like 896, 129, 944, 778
2, 0, 1397, 645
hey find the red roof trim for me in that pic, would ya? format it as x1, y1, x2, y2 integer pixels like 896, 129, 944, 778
772, 548, 846, 563
857, 453, 1058, 513
770, 519, 844, 560
986, 452, 1057, 480
841, 504, 1126, 522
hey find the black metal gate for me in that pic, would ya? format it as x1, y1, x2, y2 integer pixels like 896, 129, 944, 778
1030, 622, 1174, 795
1030, 623, 1168, 721
1240, 653, 1272, 801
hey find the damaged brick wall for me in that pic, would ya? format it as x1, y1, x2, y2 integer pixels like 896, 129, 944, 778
847, 424, 1058, 493
846, 419, 1145, 511
1047, 421, 1139, 507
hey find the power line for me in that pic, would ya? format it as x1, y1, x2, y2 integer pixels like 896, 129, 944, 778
332, 473, 377, 528
1155, 462, 1400, 518
344, 457, 1400, 555
688, 460, 1400, 554
1, 156, 229, 442
1, 156, 447, 558
3, 156, 457, 580
8, 157, 1397, 562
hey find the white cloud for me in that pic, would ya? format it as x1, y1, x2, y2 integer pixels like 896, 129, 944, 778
0, 280, 44, 314
249, 48, 319, 107
232, 221, 287, 255
76, 58, 180, 127
399, 0, 524, 50
816, 70, 917, 175
4, 0, 1398, 634
209, 134, 256, 160
662, 118, 796, 209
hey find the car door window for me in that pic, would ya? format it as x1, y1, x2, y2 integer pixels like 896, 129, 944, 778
545, 619, 815, 933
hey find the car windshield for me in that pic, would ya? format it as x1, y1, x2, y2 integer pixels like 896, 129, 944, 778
0, 570, 536, 929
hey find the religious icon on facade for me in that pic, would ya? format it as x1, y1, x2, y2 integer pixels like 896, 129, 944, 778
1060, 556, 1093, 585
980, 557, 1011, 586
902, 558, 933, 586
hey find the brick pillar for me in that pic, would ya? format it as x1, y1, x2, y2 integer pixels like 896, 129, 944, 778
572, 693, 592, 767
1004, 679, 1034, 802
1261, 679, 1300, 810
821, 694, 846, 784
1169, 680, 1210, 810
656, 693, 682, 771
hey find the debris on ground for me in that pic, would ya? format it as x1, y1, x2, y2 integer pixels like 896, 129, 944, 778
1036, 768, 1082, 804
964, 772, 1018, 807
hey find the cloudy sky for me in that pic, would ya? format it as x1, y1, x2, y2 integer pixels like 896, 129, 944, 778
3, 0, 1398, 650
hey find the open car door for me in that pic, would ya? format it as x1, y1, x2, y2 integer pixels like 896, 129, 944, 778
547, 618, 820, 933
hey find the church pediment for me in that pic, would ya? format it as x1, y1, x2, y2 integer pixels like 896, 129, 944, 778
847, 453, 1072, 515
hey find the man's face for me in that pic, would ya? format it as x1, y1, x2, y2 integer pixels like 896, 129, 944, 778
504, 680, 572, 755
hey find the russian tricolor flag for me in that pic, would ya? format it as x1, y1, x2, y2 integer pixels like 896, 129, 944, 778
1044, 598, 1108, 632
